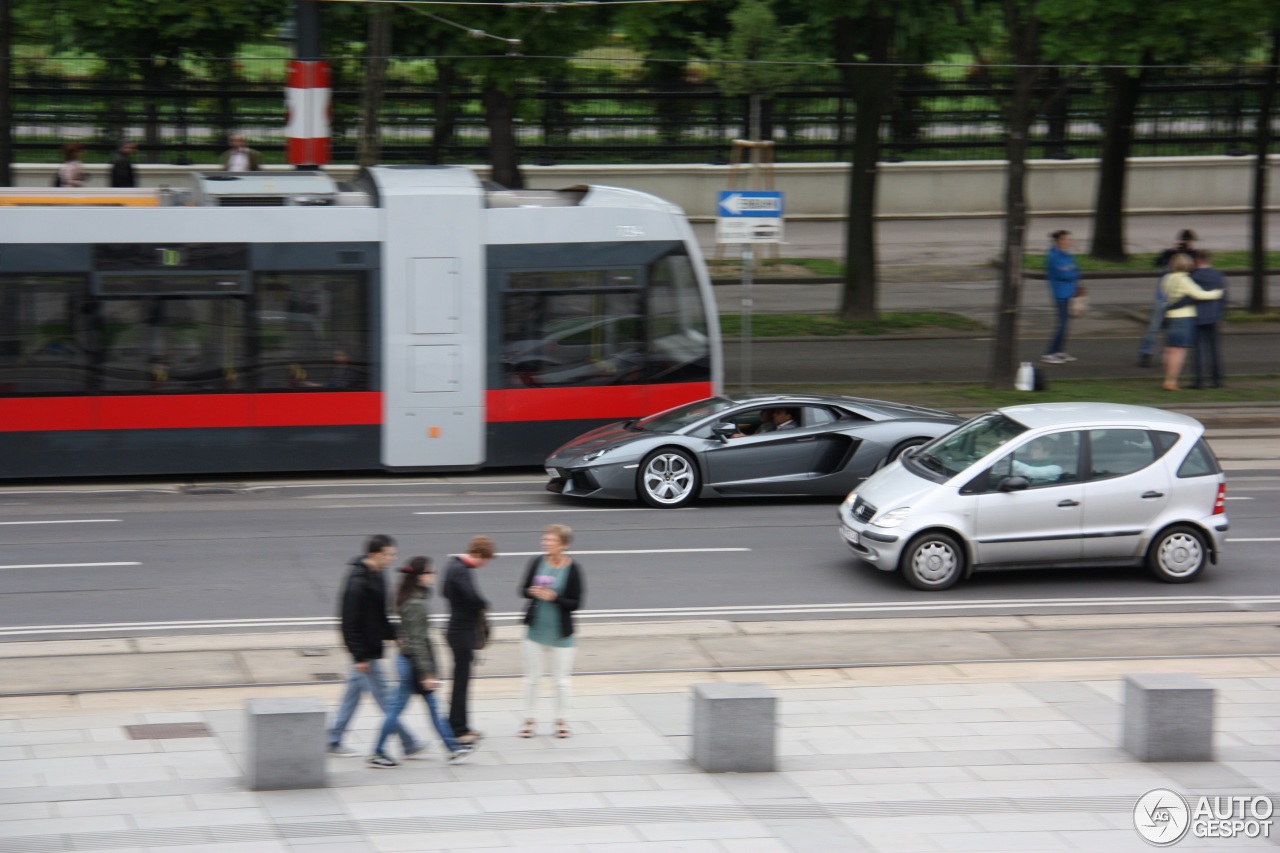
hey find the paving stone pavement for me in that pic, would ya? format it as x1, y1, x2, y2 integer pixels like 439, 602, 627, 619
2, 653, 1278, 853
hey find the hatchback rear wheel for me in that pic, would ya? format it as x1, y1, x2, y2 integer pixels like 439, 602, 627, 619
902, 531, 964, 590
1146, 524, 1208, 583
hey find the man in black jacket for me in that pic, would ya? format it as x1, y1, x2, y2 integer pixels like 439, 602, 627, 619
109, 141, 137, 188
443, 535, 496, 743
326, 534, 425, 757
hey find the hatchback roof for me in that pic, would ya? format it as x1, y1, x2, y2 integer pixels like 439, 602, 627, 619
997, 402, 1203, 431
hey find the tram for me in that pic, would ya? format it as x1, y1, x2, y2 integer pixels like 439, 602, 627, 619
0, 168, 721, 478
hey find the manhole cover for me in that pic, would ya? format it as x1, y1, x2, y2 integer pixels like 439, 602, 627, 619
125, 722, 211, 740
313, 672, 343, 682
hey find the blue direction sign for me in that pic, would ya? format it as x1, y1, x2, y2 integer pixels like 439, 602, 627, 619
716, 190, 784, 243
717, 191, 784, 217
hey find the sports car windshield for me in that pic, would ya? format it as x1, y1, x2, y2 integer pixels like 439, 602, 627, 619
635, 398, 737, 433
908, 412, 1028, 479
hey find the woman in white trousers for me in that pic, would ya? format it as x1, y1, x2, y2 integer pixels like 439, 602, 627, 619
517, 524, 585, 739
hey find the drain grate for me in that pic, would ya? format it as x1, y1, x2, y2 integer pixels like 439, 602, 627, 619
125, 722, 211, 740
313, 672, 342, 682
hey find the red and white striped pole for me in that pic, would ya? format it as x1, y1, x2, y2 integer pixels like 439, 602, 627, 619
286, 1, 329, 168
285, 60, 331, 167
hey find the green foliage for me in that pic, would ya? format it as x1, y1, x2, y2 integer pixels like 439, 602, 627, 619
1037, 0, 1262, 67
695, 0, 808, 97
54, 0, 290, 61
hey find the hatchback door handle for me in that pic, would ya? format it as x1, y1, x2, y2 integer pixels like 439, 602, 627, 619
1142, 491, 1164, 499
1058, 499, 1080, 507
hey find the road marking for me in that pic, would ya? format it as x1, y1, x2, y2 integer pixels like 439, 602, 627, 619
1227, 538, 1280, 542
0, 519, 122, 525
412, 508, 695, 516
499, 548, 750, 556
5, 595, 1280, 637
1224, 496, 1253, 500
0, 562, 141, 570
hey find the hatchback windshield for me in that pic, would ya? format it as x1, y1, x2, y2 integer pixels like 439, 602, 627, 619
636, 397, 736, 432
911, 412, 1028, 479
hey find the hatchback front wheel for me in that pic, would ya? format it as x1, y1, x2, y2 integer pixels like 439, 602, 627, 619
902, 531, 964, 591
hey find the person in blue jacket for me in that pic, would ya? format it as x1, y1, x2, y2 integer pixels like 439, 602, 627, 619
1042, 230, 1080, 365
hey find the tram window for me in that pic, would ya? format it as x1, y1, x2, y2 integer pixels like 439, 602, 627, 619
648, 254, 711, 384
507, 269, 637, 290
501, 290, 644, 388
255, 273, 368, 391
99, 298, 245, 392
0, 275, 91, 395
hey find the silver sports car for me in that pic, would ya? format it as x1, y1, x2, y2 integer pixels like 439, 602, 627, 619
544, 393, 963, 508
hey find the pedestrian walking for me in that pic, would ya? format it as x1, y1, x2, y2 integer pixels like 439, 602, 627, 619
54, 142, 86, 188
1041, 230, 1080, 365
517, 524, 586, 740
219, 134, 262, 171
1160, 253, 1223, 392
1189, 249, 1227, 389
327, 534, 426, 758
369, 557, 475, 768
109, 141, 137, 188
1139, 228, 1197, 367
443, 535, 496, 745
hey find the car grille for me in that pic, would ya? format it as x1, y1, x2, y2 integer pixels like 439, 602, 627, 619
853, 497, 877, 523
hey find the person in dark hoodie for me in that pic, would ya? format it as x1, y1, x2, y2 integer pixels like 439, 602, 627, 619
368, 557, 475, 768
326, 534, 425, 758
442, 535, 496, 745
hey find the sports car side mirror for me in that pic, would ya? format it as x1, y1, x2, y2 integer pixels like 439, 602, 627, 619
712, 422, 737, 441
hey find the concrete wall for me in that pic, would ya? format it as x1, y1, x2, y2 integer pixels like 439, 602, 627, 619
12, 155, 1279, 220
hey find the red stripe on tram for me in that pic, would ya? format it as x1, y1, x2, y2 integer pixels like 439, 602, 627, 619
486, 383, 714, 423
0, 392, 383, 432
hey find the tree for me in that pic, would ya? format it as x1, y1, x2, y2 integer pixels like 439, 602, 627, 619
1038, 0, 1259, 261
357, 5, 393, 167
56, 0, 289, 157
1, 0, 11, 185
1249, 27, 1279, 313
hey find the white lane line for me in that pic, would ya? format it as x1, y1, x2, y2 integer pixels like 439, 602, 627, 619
0, 519, 122, 525
0, 562, 141, 570
317, 502, 541, 509
412, 508, 695, 516
6, 595, 1280, 637
499, 548, 750, 556
1226, 538, 1280, 542
1224, 497, 1253, 500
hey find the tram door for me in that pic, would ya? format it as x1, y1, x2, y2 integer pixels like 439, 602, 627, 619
377, 168, 485, 468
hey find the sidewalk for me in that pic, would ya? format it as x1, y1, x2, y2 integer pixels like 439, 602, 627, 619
3, 615, 1279, 852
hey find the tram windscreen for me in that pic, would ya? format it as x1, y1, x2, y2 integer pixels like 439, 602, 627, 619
498, 253, 710, 389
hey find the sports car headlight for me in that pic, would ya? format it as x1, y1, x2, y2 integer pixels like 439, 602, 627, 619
582, 446, 614, 463
872, 507, 912, 529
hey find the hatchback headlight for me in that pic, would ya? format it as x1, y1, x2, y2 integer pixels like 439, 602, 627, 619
840, 492, 858, 513
582, 446, 614, 463
872, 507, 912, 529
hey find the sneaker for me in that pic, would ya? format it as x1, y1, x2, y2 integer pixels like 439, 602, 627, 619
1055, 352, 1078, 362
403, 744, 432, 760
447, 746, 475, 765
367, 753, 399, 768
327, 744, 359, 757
1040, 353, 1065, 364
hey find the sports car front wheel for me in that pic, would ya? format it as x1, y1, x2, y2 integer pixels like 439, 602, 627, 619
638, 448, 700, 508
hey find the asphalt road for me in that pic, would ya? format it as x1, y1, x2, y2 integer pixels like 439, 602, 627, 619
1, 473, 1276, 641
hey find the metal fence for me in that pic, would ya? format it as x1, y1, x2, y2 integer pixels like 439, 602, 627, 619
8, 57, 1278, 165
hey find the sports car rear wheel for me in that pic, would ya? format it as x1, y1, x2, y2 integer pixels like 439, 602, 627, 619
638, 448, 700, 508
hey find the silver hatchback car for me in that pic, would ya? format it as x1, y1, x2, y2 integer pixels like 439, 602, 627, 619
837, 403, 1228, 590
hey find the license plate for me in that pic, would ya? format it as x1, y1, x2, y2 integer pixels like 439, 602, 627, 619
546, 467, 560, 478
843, 528, 860, 545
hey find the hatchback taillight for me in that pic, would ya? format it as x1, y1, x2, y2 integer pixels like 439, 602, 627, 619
1212, 483, 1226, 515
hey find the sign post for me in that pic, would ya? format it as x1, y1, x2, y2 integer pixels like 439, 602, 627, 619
715, 191, 784, 391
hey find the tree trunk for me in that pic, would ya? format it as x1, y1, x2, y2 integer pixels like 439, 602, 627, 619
991, 0, 1041, 389
1250, 30, 1278, 314
0, 0, 12, 185
428, 59, 457, 165
835, 10, 894, 323
1089, 63, 1148, 262
141, 60, 165, 157
357, 5, 392, 168
482, 83, 522, 189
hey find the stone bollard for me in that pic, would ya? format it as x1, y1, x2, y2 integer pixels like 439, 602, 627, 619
692, 682, 776, 772
245, 697, 327, 790
1122, 673, 1215, 762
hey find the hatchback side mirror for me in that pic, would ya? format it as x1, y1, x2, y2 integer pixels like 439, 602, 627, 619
998, 476, 1030, 492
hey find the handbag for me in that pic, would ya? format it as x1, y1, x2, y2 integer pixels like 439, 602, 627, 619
474, 609, 490, 651
1068, 286, 1089, 318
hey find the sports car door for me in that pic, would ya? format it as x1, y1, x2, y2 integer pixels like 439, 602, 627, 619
702, 428, 821, 492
